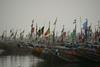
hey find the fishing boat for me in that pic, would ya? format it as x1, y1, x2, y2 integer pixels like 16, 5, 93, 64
50, 45, 81, 62
77, 42, 100, 62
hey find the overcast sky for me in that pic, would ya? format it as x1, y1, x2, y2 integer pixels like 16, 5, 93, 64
0, 0, 100, 35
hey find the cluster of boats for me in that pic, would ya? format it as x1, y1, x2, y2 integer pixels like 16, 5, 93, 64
26, 40, 99, 62
0, 18, 100, 62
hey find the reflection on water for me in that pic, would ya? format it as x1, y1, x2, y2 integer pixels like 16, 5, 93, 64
0, 55, 43, 67
0, 55, 100, 67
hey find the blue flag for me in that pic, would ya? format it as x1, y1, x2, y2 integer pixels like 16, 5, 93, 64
83, 19, 88, 30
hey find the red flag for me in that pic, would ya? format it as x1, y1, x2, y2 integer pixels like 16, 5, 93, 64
45, 21, 50, 36
45, 28, 50, 36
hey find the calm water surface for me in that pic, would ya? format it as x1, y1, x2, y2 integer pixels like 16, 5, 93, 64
0, 55, 100, 67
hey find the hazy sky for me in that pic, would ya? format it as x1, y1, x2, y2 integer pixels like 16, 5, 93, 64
0, 0, 100, 35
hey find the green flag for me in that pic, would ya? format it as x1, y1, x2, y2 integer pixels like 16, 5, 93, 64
71, 30, 76, 39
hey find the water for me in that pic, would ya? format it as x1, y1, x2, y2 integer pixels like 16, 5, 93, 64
0, 55, 100, 67
0, 55, 43, 67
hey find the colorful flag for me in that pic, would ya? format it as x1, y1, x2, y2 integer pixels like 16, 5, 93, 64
45, 21, 50, 36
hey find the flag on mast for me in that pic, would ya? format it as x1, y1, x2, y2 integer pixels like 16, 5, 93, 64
83, 18, 88, 40
41, 26, 44, 35
37, 26, 44, 36
44, 21, 50, 36
37, 27, 41, 36
83, 18, 88, 30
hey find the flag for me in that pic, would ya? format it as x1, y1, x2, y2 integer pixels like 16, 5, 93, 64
37, 26, 44, 36
60, 25, 66, 42
44, 27, 50, 36
71, 29, 76, 39
54, 18, 57, 25
41, 26, 44, 34
83, 18, 88, 40
37, 28, 41, 36
45, 21, 50, 36
83, 19, 88, 30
